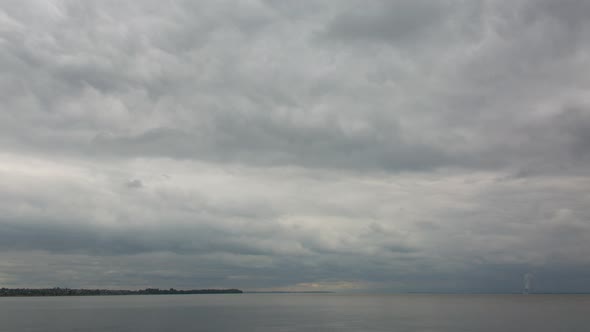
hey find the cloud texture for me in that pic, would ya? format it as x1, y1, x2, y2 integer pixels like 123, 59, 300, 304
1, 0, 590, 292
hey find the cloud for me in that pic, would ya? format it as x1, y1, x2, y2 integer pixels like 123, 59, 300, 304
0, 0, 589, 292
126, 179, 144, 189
320, 0, 454, 46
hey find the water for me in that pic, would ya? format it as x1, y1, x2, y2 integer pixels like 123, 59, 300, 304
0, 294, 588, 331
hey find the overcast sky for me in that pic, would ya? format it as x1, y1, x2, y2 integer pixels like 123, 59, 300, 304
1, 0, 590, 293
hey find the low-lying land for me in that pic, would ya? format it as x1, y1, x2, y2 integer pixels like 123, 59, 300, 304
0, 287, 243, 297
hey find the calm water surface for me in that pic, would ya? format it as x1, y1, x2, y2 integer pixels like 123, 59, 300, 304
0, 294, 588, 331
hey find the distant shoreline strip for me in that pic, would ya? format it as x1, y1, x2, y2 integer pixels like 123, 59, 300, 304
0, 287, 243, 297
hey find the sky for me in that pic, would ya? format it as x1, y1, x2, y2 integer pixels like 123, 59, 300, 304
1, 0, 590, 293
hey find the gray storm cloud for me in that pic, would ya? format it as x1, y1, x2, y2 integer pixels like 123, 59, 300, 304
0, 0, 589, 292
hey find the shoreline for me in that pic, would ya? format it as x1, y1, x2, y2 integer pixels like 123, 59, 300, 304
0, 287, 243, 297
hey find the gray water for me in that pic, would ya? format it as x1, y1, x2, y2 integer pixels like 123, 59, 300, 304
0, 294, 588, 331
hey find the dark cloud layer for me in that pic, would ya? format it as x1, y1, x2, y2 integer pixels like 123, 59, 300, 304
0, 0, 589, 292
